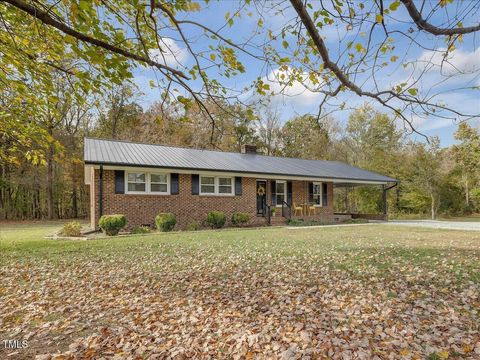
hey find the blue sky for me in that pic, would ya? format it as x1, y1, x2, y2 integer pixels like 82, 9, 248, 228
131, 1, 480, 147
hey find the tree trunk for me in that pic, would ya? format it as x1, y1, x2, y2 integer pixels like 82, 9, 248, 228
0, 165, 5, 220
72, 185, 78, 218
46, 126, 56, 220
46, 157, 54, 219
34, 186, 40, 219
431, 193, 436, 220
465, 176, 469, 206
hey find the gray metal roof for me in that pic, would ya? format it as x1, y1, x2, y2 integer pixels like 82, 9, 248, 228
84, 138, 397, 184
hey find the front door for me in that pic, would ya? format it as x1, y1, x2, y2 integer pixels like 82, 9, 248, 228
256, 180, 267, 215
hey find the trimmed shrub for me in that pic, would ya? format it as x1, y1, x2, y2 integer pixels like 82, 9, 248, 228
206, 211, 226, 229
99, 214, 127, 236
186, 220, 200, 231
231, 212, 250, 226
131, 225, 151, 234
155, 213, 176, 232
61, 221, 81, 237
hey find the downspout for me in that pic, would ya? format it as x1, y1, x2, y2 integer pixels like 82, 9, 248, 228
98, 165, 103, 223
383, 182, 398, 219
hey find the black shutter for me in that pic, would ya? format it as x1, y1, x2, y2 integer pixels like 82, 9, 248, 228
191, 174, 199, 195
287, 181, 292, 205
271, 180, 276, 206
234, 177, 242, 195
114, 170, 125, 194
322, 182, 328, 206
308, 182, 314, 203
171, 173, 179, 195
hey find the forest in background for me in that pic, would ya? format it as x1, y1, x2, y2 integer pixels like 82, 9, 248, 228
2, 0, 480, 222
1, 83, 479, 221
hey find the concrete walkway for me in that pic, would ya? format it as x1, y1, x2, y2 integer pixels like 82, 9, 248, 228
386, 220, 480, 231
287, 220, 480, 232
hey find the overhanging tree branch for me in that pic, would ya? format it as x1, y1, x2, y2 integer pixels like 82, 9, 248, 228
1, 0, 190, 80
400, 0, 480, 35
289, 0, 426, 137
289, 0, 365, 96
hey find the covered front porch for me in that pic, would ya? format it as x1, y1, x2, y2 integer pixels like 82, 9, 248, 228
255, 178, 334, 225
333, 182, 399, 222
255, 178, 397, 225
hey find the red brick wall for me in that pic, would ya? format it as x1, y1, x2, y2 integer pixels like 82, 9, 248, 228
91, 169, 334, 230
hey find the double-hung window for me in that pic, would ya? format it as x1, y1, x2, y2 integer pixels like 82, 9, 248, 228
200, 176, 234, 195
312, 182, 322, 206
218, 177, 233, 194
200, 176, 215, 194
126, 172, 169, 194
150, 173, 169, 193
275, 180, 286, 205
127, 172, 146, 192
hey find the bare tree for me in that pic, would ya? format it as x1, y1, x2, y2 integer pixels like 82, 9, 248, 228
258, 106, 282, 156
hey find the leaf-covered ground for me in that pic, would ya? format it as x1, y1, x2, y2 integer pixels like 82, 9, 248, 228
1, 223, 479, 359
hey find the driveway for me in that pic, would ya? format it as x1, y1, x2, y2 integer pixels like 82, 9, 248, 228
387, 220, 480, 231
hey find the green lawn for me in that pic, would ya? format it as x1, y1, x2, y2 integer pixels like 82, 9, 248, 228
1, 223, 479, 359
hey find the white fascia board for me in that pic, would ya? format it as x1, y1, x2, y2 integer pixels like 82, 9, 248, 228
88, 164, 392, 185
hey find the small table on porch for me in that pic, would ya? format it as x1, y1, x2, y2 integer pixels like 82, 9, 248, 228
301, 203, 316, 216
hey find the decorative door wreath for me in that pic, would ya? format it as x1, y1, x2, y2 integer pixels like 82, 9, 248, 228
257, 186, 266, 196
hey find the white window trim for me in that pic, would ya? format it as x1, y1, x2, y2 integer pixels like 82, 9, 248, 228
125, 171, 170, 195
275, 180, 287, 207
312, 181, 323, 207
199, 175, 216, 195
149, 172, 170, 194
199, 175, 234, 196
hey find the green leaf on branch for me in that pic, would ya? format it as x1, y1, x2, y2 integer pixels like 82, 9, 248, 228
389, 1, 400, 11
355, 43, 364, 53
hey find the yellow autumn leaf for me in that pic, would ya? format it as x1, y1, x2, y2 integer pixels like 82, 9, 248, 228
376, 14, 383, 23
389, 1, 401, 11
438, 350, 449, 359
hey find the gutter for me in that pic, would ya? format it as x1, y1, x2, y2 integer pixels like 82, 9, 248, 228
84, 161, 397, 185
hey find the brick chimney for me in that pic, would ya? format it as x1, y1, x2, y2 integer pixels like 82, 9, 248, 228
241, 144, 257, 154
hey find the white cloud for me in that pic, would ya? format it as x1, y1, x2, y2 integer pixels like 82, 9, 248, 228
148, 38, 189, 68
406, 90, 480, 132
260, 67, 324, 107
418, 47, 480, 75
410, 115, 455, 132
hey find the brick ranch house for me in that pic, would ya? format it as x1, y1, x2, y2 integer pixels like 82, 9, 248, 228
84, 138, 397, 230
